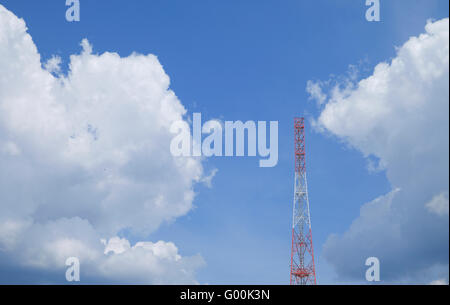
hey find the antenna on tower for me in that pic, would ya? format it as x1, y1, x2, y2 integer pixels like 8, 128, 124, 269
290, 117, 317, 285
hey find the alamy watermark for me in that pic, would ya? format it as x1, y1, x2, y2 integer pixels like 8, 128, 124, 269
365, 257, 380, 282
365, 0, 380, 22
65, 1, 380, 23
65, 257, 80, 282
66, 0, 80, 22
170, 113, 278, 168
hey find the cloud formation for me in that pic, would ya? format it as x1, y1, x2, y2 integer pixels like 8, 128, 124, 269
0, 4, 207, 284
310, 18, 449, 283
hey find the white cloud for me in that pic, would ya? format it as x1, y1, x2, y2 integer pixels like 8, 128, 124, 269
426, 191, 449, 216
44, 55, 62, 75
311, 18, 449, 283
103, 236, 131, 255
98, 239, 204, 284
429, 279, 448, 285
0, 4, 208, 283
201, 168, 218, 188
306, 80, 327, 106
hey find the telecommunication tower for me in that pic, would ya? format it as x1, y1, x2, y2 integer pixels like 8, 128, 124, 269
290, 117, 317, 285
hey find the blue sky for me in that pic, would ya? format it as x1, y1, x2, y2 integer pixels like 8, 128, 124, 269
0, 0, 448, 284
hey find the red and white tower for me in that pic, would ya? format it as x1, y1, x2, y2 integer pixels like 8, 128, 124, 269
290, 117, 317, 285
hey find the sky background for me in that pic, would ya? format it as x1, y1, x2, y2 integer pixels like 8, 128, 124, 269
0, 0, 448, 284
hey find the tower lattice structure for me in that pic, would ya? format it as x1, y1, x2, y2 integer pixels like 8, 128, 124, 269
290, 117, 317, 285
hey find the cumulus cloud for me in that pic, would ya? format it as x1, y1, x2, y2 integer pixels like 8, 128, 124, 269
43, 55, 62, 75
310, 18, 449, 283
0, 4, 207, 283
